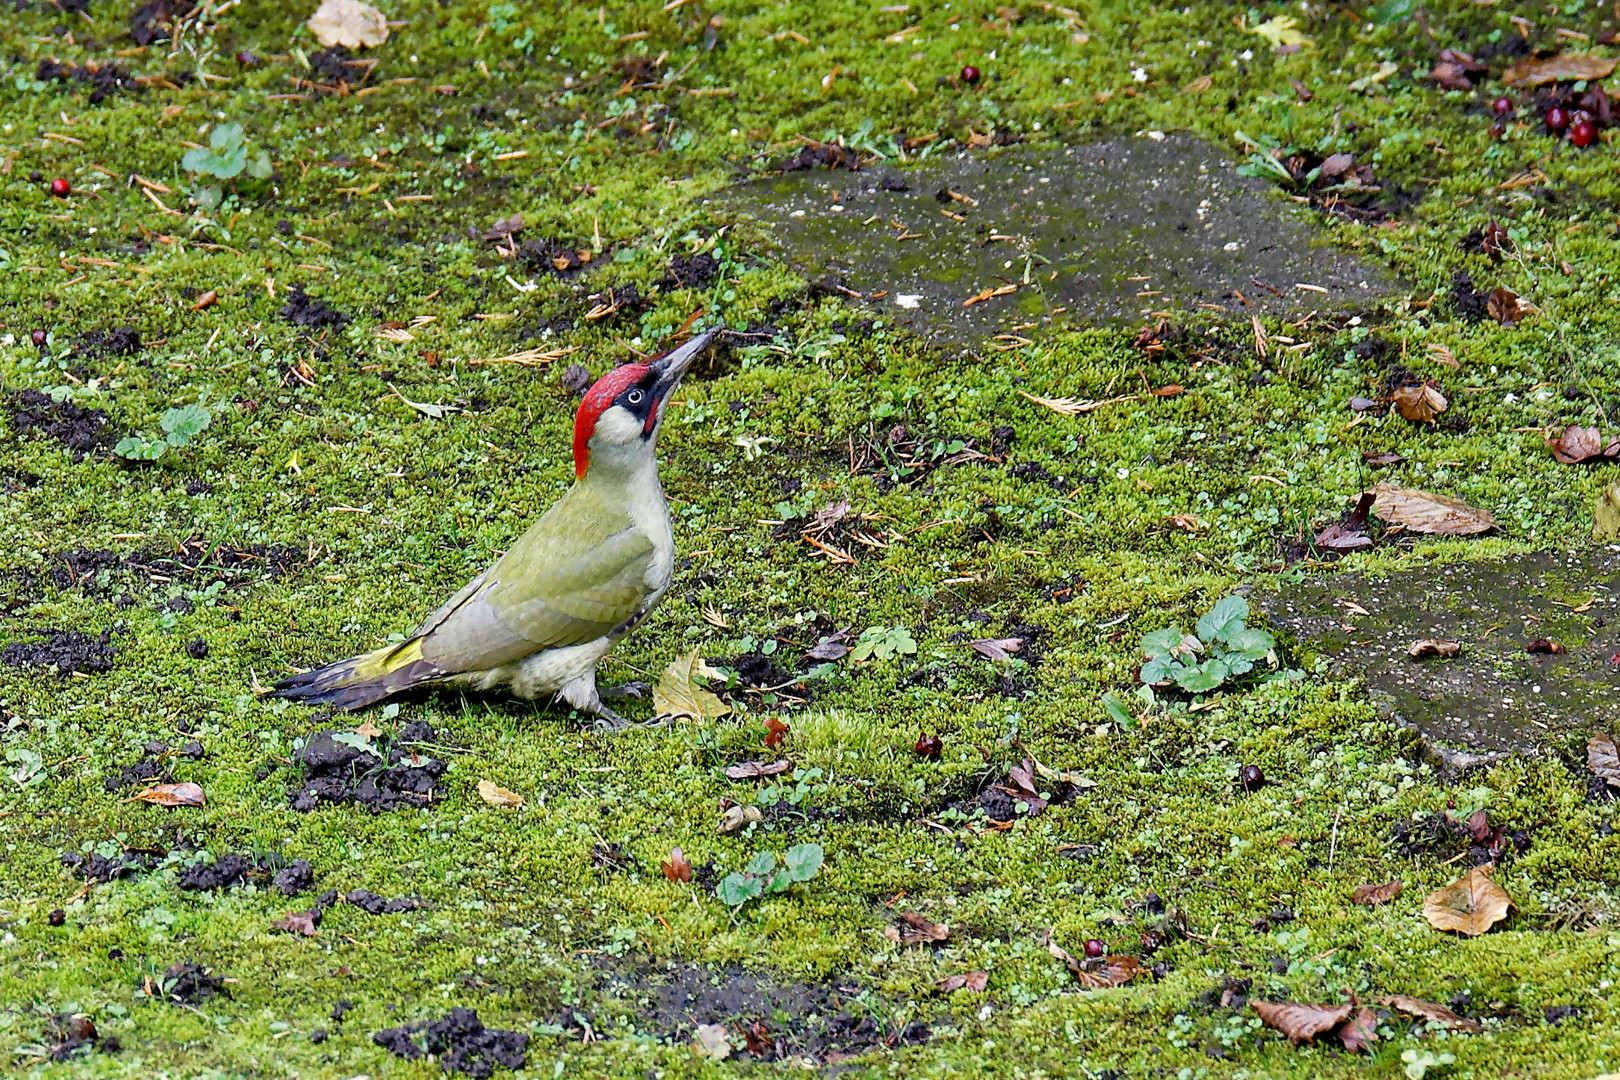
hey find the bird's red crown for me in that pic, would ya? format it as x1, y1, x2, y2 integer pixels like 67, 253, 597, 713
573, 363, 651, 476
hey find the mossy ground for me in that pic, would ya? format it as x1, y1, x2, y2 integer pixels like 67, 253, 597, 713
4, 1, 1620, 1076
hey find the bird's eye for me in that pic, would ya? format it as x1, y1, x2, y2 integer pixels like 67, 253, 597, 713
626, 389, 644, 405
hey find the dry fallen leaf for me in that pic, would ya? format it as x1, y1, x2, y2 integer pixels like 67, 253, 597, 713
132, 782, 205, 807
1352, 879, 1404, 905
1427, 61, 1473, 91
653, 650, 733, 722
661, 847, 693, 883
1073, 955, 1142, 990
476, 779, 523, 808
1526, 638, 1566, 655
1377, 994, 1483, 1033
935, 971, 989, 993
1503, 52, 1619, 87
723, 759, 792, 780
968, 637, 1025, 661
763, 717, 790, 749
1391, 381, 1448, 424
1016, 389, 1138, 415
717, 804, 764, 833
1363, 450, 1405, 466
1339, 1007, 1379, 1053
1487, 286, 1531, 327
1589, 733, 1620, 790
1372, 483, 1497, 536
271, 909, 320, 937
1423, 865, 1512, 936
1547, 425, 1619, 464
692, 1022, 731, 1061
1252, 1000, 1353, 1044
886, 911, 949, 944
1407, 639, 1460, 659
307, 0, 390, 49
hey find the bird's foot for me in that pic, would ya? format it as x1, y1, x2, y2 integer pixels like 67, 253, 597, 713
590, 705, 631, 733
599, 680, 651, 701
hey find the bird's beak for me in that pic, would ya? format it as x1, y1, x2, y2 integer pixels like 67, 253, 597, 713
650, 328, 717, 400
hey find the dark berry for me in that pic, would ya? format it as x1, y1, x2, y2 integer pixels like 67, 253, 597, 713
1546, 106, 1571, 133
1238, 764, 1265, 791
961, 65, 981, 85
1083, 938, 1106, 958
30, 328, 47, 347
1492, 97, 1513, 116
1572, 119, 1598, 147
914, 733, 943, 759
49, 177, 70, 197
48, 908, 65, 926
236, 50, 259, 67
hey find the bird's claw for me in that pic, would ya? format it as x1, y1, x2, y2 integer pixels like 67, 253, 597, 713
591, 706, 630, 733
599, 680, 651, 701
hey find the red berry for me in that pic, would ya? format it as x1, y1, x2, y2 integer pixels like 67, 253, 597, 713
1492, 97, 1513, 116
914, 733, 943, 759
1238, 764, 1265, 791
1546, 106, 1571, 133
1572, 119, 1598, 147
960, 65, 980, 85
30, 328, 47, 347
1083, 938, 1106, 959
49, 177, 70, 197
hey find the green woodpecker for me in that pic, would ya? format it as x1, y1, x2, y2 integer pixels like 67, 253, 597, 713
273, 329, 717, 729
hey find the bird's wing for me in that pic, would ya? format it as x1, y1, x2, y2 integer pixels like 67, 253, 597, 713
415, 492, 657, 673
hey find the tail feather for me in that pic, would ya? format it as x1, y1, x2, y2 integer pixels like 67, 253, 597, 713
273, 637, 440, 712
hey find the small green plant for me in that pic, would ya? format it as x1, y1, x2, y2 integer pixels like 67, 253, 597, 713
1401, 1049, 1456, 1080
850, 625, 917, 662
114, 404, 210, 461
1138, 595, 1276, 694
183, 122, 271, 181
755, 766, 826, 808
716, 843, 824, 908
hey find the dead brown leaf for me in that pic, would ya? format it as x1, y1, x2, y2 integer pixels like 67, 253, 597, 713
1407, 639, 1460, 659
1427, 61, 1474, 91
1588, 733, 1620, 789
1547, 425, 1620, 464
306, 0, 390, 49
1181, 74, 1213, 94
968, 637, 1025, 661
1487, 286, 1531, 326
723, 759, 792, 780
1362, 450, 1406, 466
1371, 483, 1496, 536
935, 971, 989, 993
1352, 879, 1404, 904
1503, 53, 1618, 87
271, 909, 320, 936
1319, 152, 1354, 178
1150, 384, 1184, 397
1251, 1000, 1353, 1044
476, 779, 523, 807
1391, 381, 1448, 424
1526, 638, 1566, 655
763, 717, 790, 750
1423, 865, 1512, 936
1377, 995, 1483, 1033
885, 911, 949, 944
1340, 1007, 1379, 1053
662, 847, 693, 883
1073, 955, 1141, 989
131, 781, 205, 807
742, 1021, 775, 1057
717, 804, 764, 833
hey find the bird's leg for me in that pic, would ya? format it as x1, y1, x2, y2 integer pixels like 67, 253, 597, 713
588, 702, 631, 733
599, 680, 651, 700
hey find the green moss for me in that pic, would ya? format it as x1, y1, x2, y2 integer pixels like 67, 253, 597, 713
3, 1, 1620, 1077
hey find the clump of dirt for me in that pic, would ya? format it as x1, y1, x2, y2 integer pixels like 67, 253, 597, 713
104, 738, 204, 792
345, 888, 422, 914
1, 467, 41, 494
8, 389, 113, 459
308, 46, 372, 86
130, 0, 178, 46
665, 252, 719, 289
178, 853, 313, 895
584, 283, 650, 321
280, 287, 351, 330
35, 59, 142, 103
75, 326, 143, 359
1009, 461, 1070, 491
61, 849, 163, 883
849, 423, 1002, 492
951, 759, 1083, 824
33, 1013, 116, 1060
147, 962, 228, 1004
288, 721, 448, 813
46, 548, 123, 590
777, 142, 861, 172
372, 1008, 528, 1078
1391, 808, 1530, 866
2, 628, 117, 675
517, 238, 592, 276
1450, 271, 1491, 322
129, 532, 307, 583
580, 956, 932, 1062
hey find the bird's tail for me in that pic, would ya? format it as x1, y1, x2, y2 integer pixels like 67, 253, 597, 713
272, 637, 441, 712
